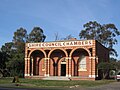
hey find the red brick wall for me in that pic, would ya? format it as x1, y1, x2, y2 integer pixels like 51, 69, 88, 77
96, 41, 109, 62
38, 58, 45, 76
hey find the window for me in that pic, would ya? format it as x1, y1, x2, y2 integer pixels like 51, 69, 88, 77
79, 55, 86, 71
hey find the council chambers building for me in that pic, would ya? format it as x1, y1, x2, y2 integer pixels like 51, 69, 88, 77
24, 39, 109, 80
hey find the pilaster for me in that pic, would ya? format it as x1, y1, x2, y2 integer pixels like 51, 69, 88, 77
31, 57, 33, 76
66, 57, 69, 77
68, 57, 72, 77
89, 56, 96, 78
24, 57, 28, 76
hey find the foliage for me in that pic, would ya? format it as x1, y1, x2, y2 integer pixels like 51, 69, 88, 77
0, 42, 14, 69
98, 62, 116, 79
13, 27, 27, 43
0, 51, 6, 69
28, 27, 46, 42
79, 21, 120, 57
0, 26, 46, 77
116, 60, 120, 70
6, 53, 24, 77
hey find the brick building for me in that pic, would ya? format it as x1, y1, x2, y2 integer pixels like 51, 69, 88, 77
24, 39, 109, 80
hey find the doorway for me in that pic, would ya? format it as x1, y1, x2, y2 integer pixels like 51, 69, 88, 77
61, 64, 66, 76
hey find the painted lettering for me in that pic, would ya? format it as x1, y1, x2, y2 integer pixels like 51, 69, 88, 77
27, 40, 93, 48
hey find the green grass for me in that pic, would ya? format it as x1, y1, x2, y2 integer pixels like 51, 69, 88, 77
0, 77, 115, 88
20, 79, 115, 87
0, 77, 13, 84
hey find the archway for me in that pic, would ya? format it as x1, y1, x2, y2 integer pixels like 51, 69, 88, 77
48, 49, 67, 76
70, 48, 90, 76
30, 50, 45, 76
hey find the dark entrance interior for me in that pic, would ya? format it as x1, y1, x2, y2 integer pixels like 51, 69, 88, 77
61, 64, 66, 76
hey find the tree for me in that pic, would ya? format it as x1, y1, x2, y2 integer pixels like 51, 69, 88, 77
28, 27, 46, 42
98, 62, 116, 79
8, 27, 28, 77
79, 21, 120, 57
0, 28, 28, 77
1, 42, 14, 64
13, 27, 28, 53
0, 51, 6, 69
0, 27, 46, 77
116, 60, 120, 70
13, 27, 27, 43
54, 32, 60, 41
0, 42, 14, 77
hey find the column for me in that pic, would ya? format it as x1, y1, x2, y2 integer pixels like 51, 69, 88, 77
44, 58, 47, 76
58, 60, 61, 76
44, 58, 49, 77
89, 57, 92, 77
47, 58, 50, 77
66, 57, 69, 77
24, 57, 28, 77
27, 57, 30, 76
66, 57, 72, 77
89, 56, 96, 78
68, 57, 71, 77
92, 57, 96, 78
96, 56, 98, 77
31, 57, 33, 76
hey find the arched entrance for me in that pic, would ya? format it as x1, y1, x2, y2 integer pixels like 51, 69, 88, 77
30, 50, 45, 76
70, 48, 90, 76
48, 49, 68, 76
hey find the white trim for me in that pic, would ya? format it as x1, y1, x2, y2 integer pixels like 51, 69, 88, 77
65, 57, 69, 59
45, 74, 49, 77
89, 75, 98, 78
69, 74, 71, 77
89, 56, 96, 59
66, 74, 69, 77
44, 58, 50, 60
66, 57, 71, 60
78, 69, 87, 71
61, 62, 66, 64
47, 74, 49, 77
24, 74, 28, 76
24, 74, 30, 76
44, 73, 46, 76
66, 74, 71, 77
96, 75, 98, 77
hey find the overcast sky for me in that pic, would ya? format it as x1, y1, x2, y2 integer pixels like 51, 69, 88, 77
0, 0, 120, 59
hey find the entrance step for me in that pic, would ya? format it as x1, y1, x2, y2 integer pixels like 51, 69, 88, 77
43, 76, 70, 80
28, 76, 95, 80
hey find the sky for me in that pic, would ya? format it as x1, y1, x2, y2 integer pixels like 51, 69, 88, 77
0, 0, 120, 59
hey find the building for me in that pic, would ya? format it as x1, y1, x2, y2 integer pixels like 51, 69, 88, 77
24, 39, 109, 80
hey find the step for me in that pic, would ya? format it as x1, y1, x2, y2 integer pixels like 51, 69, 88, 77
43, 76, 70, 80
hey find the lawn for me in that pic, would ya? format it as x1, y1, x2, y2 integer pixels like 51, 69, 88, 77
0, 77, 115, 88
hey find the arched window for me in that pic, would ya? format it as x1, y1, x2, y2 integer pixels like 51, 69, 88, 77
79, 55, 86, 71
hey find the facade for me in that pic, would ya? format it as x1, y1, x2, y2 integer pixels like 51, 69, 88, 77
24, 39, 109, 80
